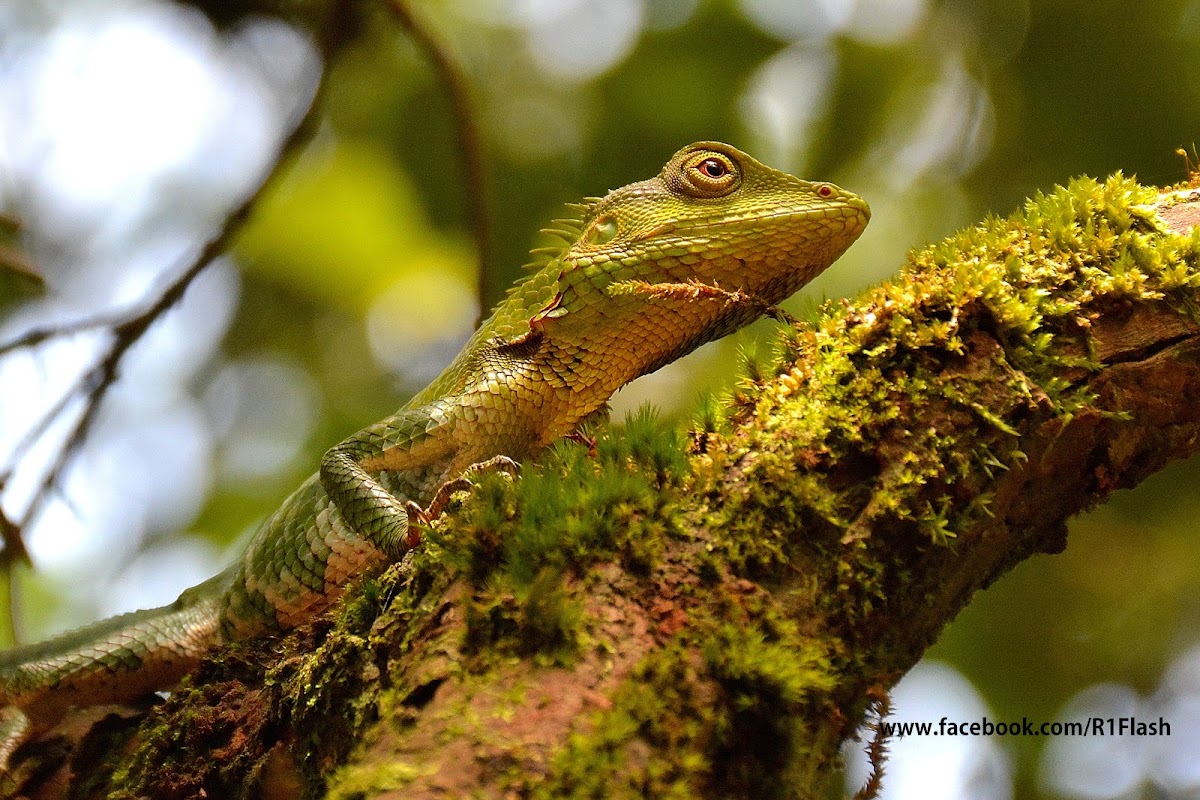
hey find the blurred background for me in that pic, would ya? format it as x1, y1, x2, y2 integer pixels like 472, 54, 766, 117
0, 0, 1198, 796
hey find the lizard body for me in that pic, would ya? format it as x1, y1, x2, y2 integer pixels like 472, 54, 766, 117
0, 142, 869, 763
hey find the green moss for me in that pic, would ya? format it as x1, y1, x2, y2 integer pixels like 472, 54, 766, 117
739, 341, 770, 386
463, 568, 583, 663
325, 762, 427, 799
107, 676, 273, 800
691, 391, 726, 439
701, 174, 1200, 584
445, 407, 686, 586
702, 622, 835, 797
535, 645, 707, 800
428, 408, 688, 664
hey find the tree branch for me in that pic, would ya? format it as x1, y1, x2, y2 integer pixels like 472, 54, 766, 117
9, 177, 1200, 798
384, 0, 493, 323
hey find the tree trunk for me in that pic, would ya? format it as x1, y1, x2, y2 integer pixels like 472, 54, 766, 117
7, 175, 1200, 800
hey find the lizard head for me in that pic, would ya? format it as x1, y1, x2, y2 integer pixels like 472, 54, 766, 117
476, 142, 870, 400
556, 141, 870, 306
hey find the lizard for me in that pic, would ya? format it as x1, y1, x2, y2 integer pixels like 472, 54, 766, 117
0, 141, 870, 767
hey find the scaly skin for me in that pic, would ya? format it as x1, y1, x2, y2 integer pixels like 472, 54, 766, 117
0, 142, 869, 764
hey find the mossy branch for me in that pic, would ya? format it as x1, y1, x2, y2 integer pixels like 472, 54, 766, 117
11, 177, 1200, 799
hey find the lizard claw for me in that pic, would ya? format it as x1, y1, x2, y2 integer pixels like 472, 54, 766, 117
402, 500, 429, 549
565, 430, 598, 458
468, 455, 519, 481
403, 456, 521, 548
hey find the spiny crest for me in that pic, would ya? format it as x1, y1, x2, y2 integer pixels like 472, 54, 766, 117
520, 195, 603, 272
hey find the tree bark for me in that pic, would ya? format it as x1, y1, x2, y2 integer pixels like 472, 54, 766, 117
7, 176, 1200, 799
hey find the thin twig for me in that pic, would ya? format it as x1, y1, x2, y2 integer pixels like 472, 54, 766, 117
0, 312, 124, 355
0, 366, 91, 490
384, 0, 492, 324
852, 687, 892, 800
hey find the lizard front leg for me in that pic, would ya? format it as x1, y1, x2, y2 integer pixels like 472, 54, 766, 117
319, 404, 458, 560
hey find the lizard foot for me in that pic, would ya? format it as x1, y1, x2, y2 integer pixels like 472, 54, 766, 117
565, 430, 598, 457
402, 456, 520, 547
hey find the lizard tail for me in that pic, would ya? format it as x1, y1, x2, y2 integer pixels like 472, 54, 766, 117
0, 572, 228, 739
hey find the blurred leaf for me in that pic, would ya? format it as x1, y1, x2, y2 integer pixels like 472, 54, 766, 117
235, 139, 473, 313
0, 213, 45, 315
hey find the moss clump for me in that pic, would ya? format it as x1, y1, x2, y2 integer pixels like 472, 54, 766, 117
324, 762, 427, 799
701, 620, 835, 798
701, 175, 1200, 586
107, 672, 276, 799
534, 643, 709, 799
107, 542, 454, 799
462, 567, 584, 662
433, 407, 688, 664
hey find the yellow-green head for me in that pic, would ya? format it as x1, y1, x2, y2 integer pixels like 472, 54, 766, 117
559, 141, 870, 307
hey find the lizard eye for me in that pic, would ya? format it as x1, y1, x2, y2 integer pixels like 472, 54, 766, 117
676, 150, 740, 198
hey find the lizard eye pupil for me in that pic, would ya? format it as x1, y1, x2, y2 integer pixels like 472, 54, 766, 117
672, 150, 741, 197
816, 184, 834, 198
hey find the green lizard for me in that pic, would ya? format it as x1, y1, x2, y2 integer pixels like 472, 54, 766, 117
0, 141, 869, 767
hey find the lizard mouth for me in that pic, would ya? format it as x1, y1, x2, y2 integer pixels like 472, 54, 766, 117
697, 198, 872, 228
633, 198, 871, 242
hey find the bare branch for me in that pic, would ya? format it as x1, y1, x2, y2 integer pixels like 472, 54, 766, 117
0, 314, 117, 356
385, 0, 493, 324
